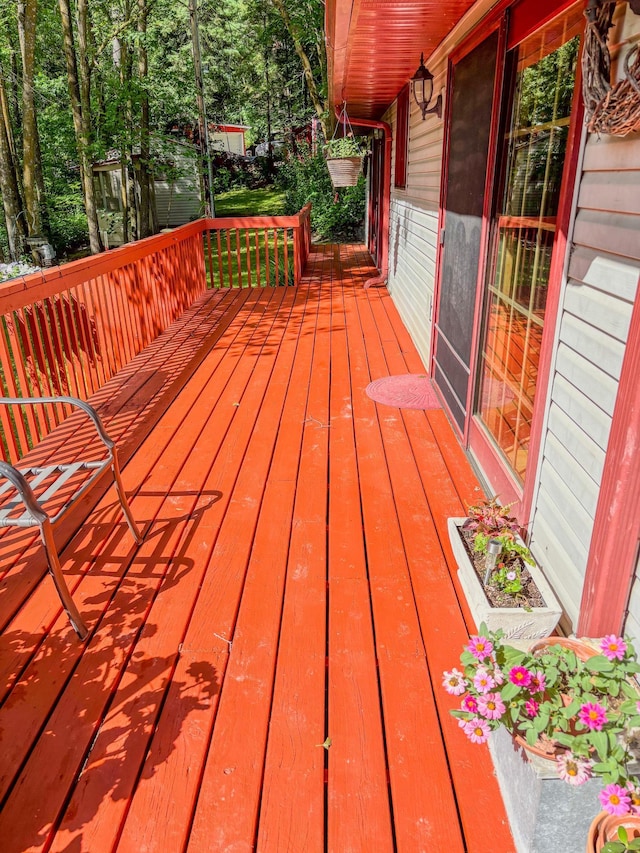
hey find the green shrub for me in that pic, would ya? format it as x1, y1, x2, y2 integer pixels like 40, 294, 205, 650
277, 145, 365, 243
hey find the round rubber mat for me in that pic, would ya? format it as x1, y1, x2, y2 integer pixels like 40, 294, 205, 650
365, 374, 440, 409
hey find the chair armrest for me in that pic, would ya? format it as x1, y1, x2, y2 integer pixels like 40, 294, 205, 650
0, 396, 114, 451
0, 460, 48, 524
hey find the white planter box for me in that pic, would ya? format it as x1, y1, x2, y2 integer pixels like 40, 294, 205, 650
447, 517, 562, 640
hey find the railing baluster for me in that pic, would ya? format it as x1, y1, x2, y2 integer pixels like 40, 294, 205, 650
56, 293, 84, 400
41, 297, 71, 406
254, 230, 261, 286
19, 305, 59, 432
9, 310, 47, 440
206, 230, 213, 288
121, 264, 141, 362
235, 228, 243, 287
283, 229, 289, 286
245, 230, 252, 288
274, 229, 279, 286
0, 319, 33, 454
63, 288, 90, 400
91, 275, 118, 379
226, 230, 233, 287
265, 228, 271, 287
216, 231, 224, 288
78, 279, 106, 392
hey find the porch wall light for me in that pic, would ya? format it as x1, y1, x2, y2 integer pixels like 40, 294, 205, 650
411, 53, 442, 120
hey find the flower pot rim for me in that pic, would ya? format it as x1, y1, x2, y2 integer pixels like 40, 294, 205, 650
587, 810, 640, 852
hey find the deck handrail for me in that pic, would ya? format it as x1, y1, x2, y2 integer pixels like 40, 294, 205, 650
0, 205, 312, 462
201, 203, 312, 289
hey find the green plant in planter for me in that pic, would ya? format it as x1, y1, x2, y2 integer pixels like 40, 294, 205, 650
602, 824, 640, 853
462, 498, 536, 598
324, 134, 366, 158
443, 626, 640, 816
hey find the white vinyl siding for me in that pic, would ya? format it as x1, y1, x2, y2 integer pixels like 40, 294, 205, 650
529, 6, 640, 630
385, 66, 445, 369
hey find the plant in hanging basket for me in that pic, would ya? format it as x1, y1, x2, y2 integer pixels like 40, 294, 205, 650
443, 627, 640, 818
448, 497, 562, 639
326, 102, 368, 187
324, 134, 366, 187
325, 135, 365, 158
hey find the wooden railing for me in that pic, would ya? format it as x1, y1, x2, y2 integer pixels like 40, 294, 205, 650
0, 206, 312, 461
202, 203, 312, 288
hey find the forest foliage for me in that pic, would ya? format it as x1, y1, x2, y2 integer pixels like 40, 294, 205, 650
0, 0, 355, 261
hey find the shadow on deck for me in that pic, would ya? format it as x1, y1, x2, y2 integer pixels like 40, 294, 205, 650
0, 245, 514, 852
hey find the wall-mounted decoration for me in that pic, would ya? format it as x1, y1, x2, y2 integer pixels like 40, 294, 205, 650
582, 0, 640, 136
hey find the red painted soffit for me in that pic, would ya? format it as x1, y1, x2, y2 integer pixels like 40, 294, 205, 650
326, 0, 476, 120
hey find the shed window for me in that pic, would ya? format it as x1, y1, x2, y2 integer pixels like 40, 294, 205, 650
394, 84, 409, 188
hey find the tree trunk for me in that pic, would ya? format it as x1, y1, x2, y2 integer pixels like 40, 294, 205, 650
0, 74, 26, 259
0, 31, 23, 194
137, 0, 152, 238
58, 0, 103, 253
189, 0, 215, 216
269, 0, 328, 138
18, 0, 48, 238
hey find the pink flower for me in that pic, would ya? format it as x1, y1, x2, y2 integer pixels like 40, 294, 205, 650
462, 695, 479, 714
473, 668, 496, 694
525, 700, 539, 718
509, 666, 532, 688
442, 668, 467, 695
599, 783, 632, 816
463, 717, 491, 744
555, 753, 593, 786
530, 671, 546, 694
578, 702, 608, 731
467, 636, 494, 661
492, 667, 505, 686
601, 634, 627, 661
477, 692, 505, 720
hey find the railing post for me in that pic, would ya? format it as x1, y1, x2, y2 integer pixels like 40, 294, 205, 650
293, 224, 302, 286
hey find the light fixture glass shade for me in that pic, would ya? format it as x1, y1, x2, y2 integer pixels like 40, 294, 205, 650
411, 52, 442, 120
412, 53, 434, 111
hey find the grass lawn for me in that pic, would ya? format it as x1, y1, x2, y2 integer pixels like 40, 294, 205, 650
207, 185, 293, 288
214, 186, 286, 217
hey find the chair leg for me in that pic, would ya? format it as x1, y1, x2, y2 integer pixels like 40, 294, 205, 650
111, 452, 143, 545
39, 520, 88, 640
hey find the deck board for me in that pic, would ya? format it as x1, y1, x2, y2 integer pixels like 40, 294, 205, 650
0, 245, 514, 852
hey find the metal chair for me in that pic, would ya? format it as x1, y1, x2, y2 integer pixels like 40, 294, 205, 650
0, 396, 143, 639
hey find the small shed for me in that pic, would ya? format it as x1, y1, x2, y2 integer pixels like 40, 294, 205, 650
209, 123, 248, 155
92, 140, 202, 248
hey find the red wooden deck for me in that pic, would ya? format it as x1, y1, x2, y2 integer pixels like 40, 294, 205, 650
0, 245, 514, 852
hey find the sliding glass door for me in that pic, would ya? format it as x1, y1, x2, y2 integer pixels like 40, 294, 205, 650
471, 6, 582, 489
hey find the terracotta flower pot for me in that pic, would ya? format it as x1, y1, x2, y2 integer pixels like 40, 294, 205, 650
529, 636, 597, 662
515, 637, 598, 774
586, 811, 640, 852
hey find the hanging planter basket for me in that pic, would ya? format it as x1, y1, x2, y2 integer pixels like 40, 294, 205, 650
325, 156, 363, 187
325, 103, 366, 188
